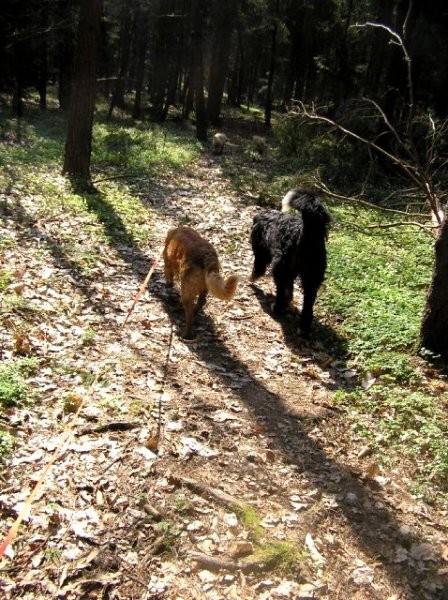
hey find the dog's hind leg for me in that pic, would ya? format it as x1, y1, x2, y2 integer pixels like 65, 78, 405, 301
179, 278, 197, 338
195, 290, 208, 313
181, 295, 196, 339
164, 260, 175, 286
299, 278, 320, 335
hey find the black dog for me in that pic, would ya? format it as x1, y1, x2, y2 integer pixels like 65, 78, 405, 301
250, 188, 331, 335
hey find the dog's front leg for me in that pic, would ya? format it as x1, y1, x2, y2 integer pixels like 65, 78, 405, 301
271, 261, 289, 314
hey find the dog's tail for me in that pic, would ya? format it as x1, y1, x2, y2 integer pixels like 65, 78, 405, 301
282, 188, 331, 237
206, 271, 238, 301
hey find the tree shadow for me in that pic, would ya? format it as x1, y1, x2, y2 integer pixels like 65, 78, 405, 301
249, 281, 348, 361
75, 184, 446, 598
149, 279, 446, 598
4, 178, 446, 598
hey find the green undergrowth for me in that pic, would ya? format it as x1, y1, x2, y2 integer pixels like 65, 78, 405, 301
0, 358, 38, 460
319, 203, 448, 490
257, 172, 447, 491
0, 358, 37, 409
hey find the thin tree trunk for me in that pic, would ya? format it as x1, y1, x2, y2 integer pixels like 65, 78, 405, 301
108, 3, 132, 118
62, 0, 102, 183
207, 0, 236, 125
132, 5, 149, 119
264, 0, 280, 128
190, 0, 207, 141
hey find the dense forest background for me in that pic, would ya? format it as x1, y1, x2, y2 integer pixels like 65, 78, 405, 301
2, 0, 448, 127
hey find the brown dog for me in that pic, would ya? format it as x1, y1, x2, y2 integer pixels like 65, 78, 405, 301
163, 226, 238, 338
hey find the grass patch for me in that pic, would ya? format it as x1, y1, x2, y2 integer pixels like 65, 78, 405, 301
0, 358, 38, 409
335, 385, 448, 488
250, 540, 305, 573
235, 503, 264, 541
0, 430, 15, 461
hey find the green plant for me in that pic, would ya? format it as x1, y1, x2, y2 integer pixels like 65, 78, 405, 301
154, 519, 182, 552
252, 540, 305, 574
362, 352, 421, 385
235, 503, 263, 541
0, 358, 37, 408
81, 327, 97, 346
172, 493, 192, 514
0, 430, 15, 460
0, 269, 13, 291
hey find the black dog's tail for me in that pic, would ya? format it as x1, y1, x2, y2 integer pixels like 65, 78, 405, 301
281, 188, 331, 238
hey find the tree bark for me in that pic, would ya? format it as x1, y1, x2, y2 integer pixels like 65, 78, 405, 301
190, 0, 207, 141
132, 5, 149, 120
419, 217, 448, 359
107, 2, 132, 118
62, 0, 102, 182
207, 0, 236, 125
264, 0, 280, 128
57, 0, 75, 110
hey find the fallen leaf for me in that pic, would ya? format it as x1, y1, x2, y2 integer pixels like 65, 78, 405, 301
305, 533, 325, 565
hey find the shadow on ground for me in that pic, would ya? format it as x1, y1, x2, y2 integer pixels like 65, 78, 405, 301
4, 174, 446, 599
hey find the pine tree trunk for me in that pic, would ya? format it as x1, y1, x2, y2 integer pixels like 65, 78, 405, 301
419, 217, 448, 359
264, 0, 279, 128
107, 3, 132, 118
62, 0, 102, 182
207, 0, 236, 125
132, 4, 149, 119
190, 0, 207, 141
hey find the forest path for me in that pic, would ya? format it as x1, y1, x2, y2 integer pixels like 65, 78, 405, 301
1, 150, 447, 599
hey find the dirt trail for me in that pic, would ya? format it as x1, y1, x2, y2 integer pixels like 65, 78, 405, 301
1, 154, 447, 599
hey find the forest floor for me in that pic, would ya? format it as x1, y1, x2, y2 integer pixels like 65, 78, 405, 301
1, 133, 448, 600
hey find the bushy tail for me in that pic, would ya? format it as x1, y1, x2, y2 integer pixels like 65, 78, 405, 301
206, 271, 238, 300
281, 188, 331, 236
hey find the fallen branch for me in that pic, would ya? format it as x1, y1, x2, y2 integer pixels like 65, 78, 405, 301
189, 552, 270, 573
168, 473, 246, 511
77, 421, 140, 436
359, 221, 437, 233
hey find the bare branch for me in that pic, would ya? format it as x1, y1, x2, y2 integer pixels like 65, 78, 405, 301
297, 103, 420, 184
360, 221, 437, 234
352, 21, 414, 133
313, 179, 431, 218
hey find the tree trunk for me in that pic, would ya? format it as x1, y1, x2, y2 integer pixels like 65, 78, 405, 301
190, 0, 207, 141
107, 2, 132, 118
419, 217, 448, 359
207, 0, 236, 125
57, 0, 75, 110
132, 5, 149, 120
62, 0, 102, 183
264, 0, 280, 128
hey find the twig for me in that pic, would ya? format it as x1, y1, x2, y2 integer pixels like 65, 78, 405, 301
360, 221, 437, 233
91, 174, 144, 184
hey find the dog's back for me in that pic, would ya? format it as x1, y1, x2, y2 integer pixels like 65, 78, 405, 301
163, 226, 238, 337
164, 226, 220, 277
